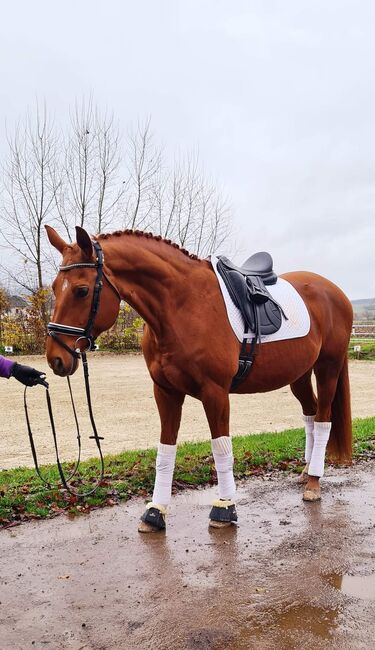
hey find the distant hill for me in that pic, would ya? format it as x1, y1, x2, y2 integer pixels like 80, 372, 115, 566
352, 298, 375, 319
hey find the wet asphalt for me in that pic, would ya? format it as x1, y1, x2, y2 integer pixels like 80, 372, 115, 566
1, 461, 375, 649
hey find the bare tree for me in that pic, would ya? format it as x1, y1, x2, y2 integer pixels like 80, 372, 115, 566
123, 119, 162, 230
1, 104, 59, 292
150, 151, 231, 256
65, 98, 97, 228
96, 110, 126, 232
62, 99, 125, 234
1, 101, 232, 298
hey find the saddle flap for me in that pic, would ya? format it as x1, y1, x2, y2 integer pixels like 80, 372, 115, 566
259, 300, 283, 335
216, 257, 284, 338
220, 269, 256, 331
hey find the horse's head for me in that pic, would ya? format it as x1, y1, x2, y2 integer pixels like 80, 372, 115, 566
46, 225, 121, 376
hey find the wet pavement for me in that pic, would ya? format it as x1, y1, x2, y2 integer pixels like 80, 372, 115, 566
1, 462, 375, 649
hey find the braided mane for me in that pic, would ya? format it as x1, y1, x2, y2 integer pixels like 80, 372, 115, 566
95, 229, 200, 260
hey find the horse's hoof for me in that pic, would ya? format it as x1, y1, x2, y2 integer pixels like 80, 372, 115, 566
138, 503, 166, 533
209, 519, 233, 529
138, 520, 163, 533
209, 499, 237, 527
303, 488, 321, 502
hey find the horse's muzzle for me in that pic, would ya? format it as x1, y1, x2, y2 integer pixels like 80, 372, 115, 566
48, 354, 79, 377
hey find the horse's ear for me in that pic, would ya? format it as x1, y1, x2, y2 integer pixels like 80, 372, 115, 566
45, 225, 68, 254
75, 226, 93, 258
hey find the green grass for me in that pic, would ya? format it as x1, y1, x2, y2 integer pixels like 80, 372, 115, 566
349, 340, 375, 360
1, 416, 374, 527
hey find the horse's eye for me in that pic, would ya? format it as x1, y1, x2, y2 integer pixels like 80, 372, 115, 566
75, 286, 89, 298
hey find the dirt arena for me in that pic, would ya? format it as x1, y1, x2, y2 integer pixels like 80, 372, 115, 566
1, 355, 374, 470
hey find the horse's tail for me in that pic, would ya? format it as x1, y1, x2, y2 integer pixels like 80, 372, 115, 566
327, 355, 352, 463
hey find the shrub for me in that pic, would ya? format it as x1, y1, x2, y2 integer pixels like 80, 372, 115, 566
0, 291, 143, 355
0, 288, 51, 355
97, 303, 143, 352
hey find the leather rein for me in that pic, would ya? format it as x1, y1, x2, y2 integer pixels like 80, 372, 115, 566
25, 240, 121, 497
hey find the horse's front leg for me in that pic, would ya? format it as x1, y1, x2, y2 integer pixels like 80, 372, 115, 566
202, 386, 237, 528
138, 384, 185, 533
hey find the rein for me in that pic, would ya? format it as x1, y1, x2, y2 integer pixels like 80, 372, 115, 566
25, 240, 120, 497
24, 353, 105, 497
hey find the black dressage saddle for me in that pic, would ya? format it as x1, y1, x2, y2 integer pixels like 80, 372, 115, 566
217, 252, 286, 338
216, 252, 288, 389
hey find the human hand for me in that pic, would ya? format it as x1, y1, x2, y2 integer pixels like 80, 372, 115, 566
11, 363, 49, 388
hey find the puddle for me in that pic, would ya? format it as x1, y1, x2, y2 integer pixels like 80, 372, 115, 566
3, 461, 375, 650
341, 574, 375, 600
325, 572, 375, 601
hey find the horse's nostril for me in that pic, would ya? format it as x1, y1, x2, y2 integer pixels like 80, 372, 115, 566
53, 357, 64, 374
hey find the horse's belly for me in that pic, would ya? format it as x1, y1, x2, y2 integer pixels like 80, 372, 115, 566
234, 334, 320, 394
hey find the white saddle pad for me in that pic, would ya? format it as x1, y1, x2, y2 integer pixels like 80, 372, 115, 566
211, 256, 310, 343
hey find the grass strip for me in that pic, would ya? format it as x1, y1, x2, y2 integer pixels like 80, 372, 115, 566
348, 340, 375, 361
1, 416, 374, 527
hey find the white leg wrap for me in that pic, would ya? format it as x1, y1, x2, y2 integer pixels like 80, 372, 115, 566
302, 414, 315, 463
151, 443, 177, 507
308, 422, 331, 478
211, 436, 236, 500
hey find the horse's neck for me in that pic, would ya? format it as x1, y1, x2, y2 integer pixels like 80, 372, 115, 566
101, 236, 198, 336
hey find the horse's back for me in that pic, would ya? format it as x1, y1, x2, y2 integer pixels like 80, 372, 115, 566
281, 270, 353, 345
281, 271, 352, 312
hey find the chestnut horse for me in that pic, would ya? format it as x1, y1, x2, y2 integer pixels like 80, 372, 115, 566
45, 225, 352, 532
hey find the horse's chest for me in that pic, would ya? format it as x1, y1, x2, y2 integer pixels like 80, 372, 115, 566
148, 354, 198, 396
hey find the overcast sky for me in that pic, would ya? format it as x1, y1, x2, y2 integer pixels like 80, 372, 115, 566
0, 0, 374, 299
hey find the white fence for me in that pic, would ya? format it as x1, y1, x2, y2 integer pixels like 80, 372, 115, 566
351, 321, 375, 339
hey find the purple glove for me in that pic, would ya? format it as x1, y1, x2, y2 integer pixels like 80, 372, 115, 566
0, 355, 14, 378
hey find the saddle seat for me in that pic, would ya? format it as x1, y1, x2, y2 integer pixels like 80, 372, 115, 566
219, 252, 277, 286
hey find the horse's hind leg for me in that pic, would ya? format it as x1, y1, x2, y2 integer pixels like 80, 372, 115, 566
138, 384, 185, 533
290, 370, 317, 482
300, 360, 343, 501
292, 355, 342, 501
202, 387, 237, 528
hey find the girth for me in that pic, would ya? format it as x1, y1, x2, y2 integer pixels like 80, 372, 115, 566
217, 254, 287, 390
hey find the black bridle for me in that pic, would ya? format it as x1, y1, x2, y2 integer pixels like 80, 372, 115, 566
48, 240, 121, 357
25, 240, 121, 497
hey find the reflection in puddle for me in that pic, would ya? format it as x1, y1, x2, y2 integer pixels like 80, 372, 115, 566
341, 574, 375, 600
228, 600, 340, 649
260, 602, 338, 641
326, 572, 375, 601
